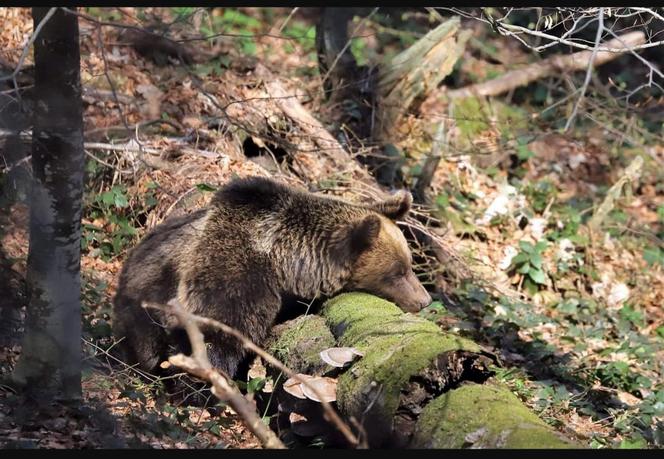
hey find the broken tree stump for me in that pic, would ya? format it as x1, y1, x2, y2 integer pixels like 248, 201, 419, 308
374, 16, 470, 143
267, 292, 581, 448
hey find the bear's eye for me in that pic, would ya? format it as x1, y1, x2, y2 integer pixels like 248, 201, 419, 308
389, 262, 407, 279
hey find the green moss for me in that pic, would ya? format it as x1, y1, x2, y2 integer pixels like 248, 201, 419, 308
412, 382, 579, 448
455, 96, 488, 140
322, 292, 480, 444
268, 315, 335, 374
323, 292, 403, 325
452, 96, 529, 149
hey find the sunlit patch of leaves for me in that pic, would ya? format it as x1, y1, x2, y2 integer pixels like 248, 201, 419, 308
82, 162, 159, 260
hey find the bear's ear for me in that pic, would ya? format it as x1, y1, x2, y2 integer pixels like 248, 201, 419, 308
332, 214, 381, 260
373, 190, 412, 221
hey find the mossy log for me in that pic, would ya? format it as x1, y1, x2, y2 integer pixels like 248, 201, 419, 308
412, 382, 575, 448
268, 292, 581, 448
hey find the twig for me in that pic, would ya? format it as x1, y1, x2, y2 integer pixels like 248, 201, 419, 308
564, 7, 604, 131
84, 149, 134, 174
492, 16, 664, 53
82, 86, 135, 105
413, 118, 447, 203
0, 7, 57, 84
588, 155, 643, 231
143, 300, 363, 448
320, 8, 379, 89
275, 7, 299, 34
145, 300, 285, 449
83, 141, 161, 155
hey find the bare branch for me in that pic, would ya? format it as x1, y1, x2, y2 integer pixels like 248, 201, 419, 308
564, 7, 605, 131
320, 8, 379, 89
494, 17, 664, 53
143, 300, 363, 448
0, 7, 57, 83
443, 31, 645, 101
145, 300, 285, 449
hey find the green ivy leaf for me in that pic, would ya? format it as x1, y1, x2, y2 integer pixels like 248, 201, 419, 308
196, 183, 218, 192
517, 144, 534, 160
530, 252, 543, 269
524, 277, 539, 295
643, 246, 662, 266
114, 192, 129, 209
519, 240, 534, 253
247, 377, 266, 394
518, 262, 531, 274
619, 436, 647, 449
100, 191, 115, 206
208, 423, 222, 437
656, 326, 664, 339
511, 252, 529, 266
529, 269, 547, 284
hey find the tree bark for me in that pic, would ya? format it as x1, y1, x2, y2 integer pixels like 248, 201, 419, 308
374, 17, 470, 143
315, 7, 358, 98
268, 293, 581, 448
11, 7, 85, 402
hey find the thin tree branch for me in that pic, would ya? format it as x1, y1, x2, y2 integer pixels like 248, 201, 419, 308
443, 31, 645, 101
143, 299, 363, 448
0, 7, 57, 83
320, 7, 379, 89
564, 7, 605, 131
145, 300, 285, 449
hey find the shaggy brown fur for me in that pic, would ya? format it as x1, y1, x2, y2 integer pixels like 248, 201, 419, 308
112, 177, 431, 378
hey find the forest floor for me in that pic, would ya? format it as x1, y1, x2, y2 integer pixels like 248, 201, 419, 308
0, 7, 663, 449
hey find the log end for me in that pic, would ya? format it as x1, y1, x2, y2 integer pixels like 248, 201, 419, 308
411, 382, 581, 448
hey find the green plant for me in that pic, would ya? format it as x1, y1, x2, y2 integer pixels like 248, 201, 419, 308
282, 21, 316, 52
595, 361, 651, 394
509, 240, 548, 294
212, 9, 262, 57
643, 245, 663, 267
82, 182, 157, 260
523, 180, 557, 213
418, 300, 447, 322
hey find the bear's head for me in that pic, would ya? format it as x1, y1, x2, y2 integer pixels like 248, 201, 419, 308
335, 190, 432, 313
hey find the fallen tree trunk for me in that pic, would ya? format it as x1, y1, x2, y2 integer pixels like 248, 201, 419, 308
437, 31, 646, 102
268, 292, 580, 448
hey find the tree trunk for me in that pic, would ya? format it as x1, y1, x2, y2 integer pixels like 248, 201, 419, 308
268, 293, 580, 448
315, 7, 357, 98
11, 7, 85, 402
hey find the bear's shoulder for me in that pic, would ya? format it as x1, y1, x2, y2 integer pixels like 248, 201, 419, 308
212, 176, 293, 211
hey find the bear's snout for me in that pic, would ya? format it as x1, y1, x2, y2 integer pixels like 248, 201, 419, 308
394, 270, 432, 313
406, 287, 432, 313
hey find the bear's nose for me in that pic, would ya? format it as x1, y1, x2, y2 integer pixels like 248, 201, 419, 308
418, 291, 432, 310
409, 289, 431, 312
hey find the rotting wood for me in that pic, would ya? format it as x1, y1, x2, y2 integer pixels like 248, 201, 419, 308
374, 17, 470, 142
270, 293, 574, 448
253, 63, 374, 185
267, 292, 581, 448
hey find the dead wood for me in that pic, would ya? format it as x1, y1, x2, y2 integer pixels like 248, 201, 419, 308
440, 31, 646, 101
268, 293, 580, 449
252, 63, 374, 185
374, 17, 470, 142
143, 300, 361, 448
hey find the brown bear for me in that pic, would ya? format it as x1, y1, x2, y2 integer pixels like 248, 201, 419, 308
112, 176, 431, 378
